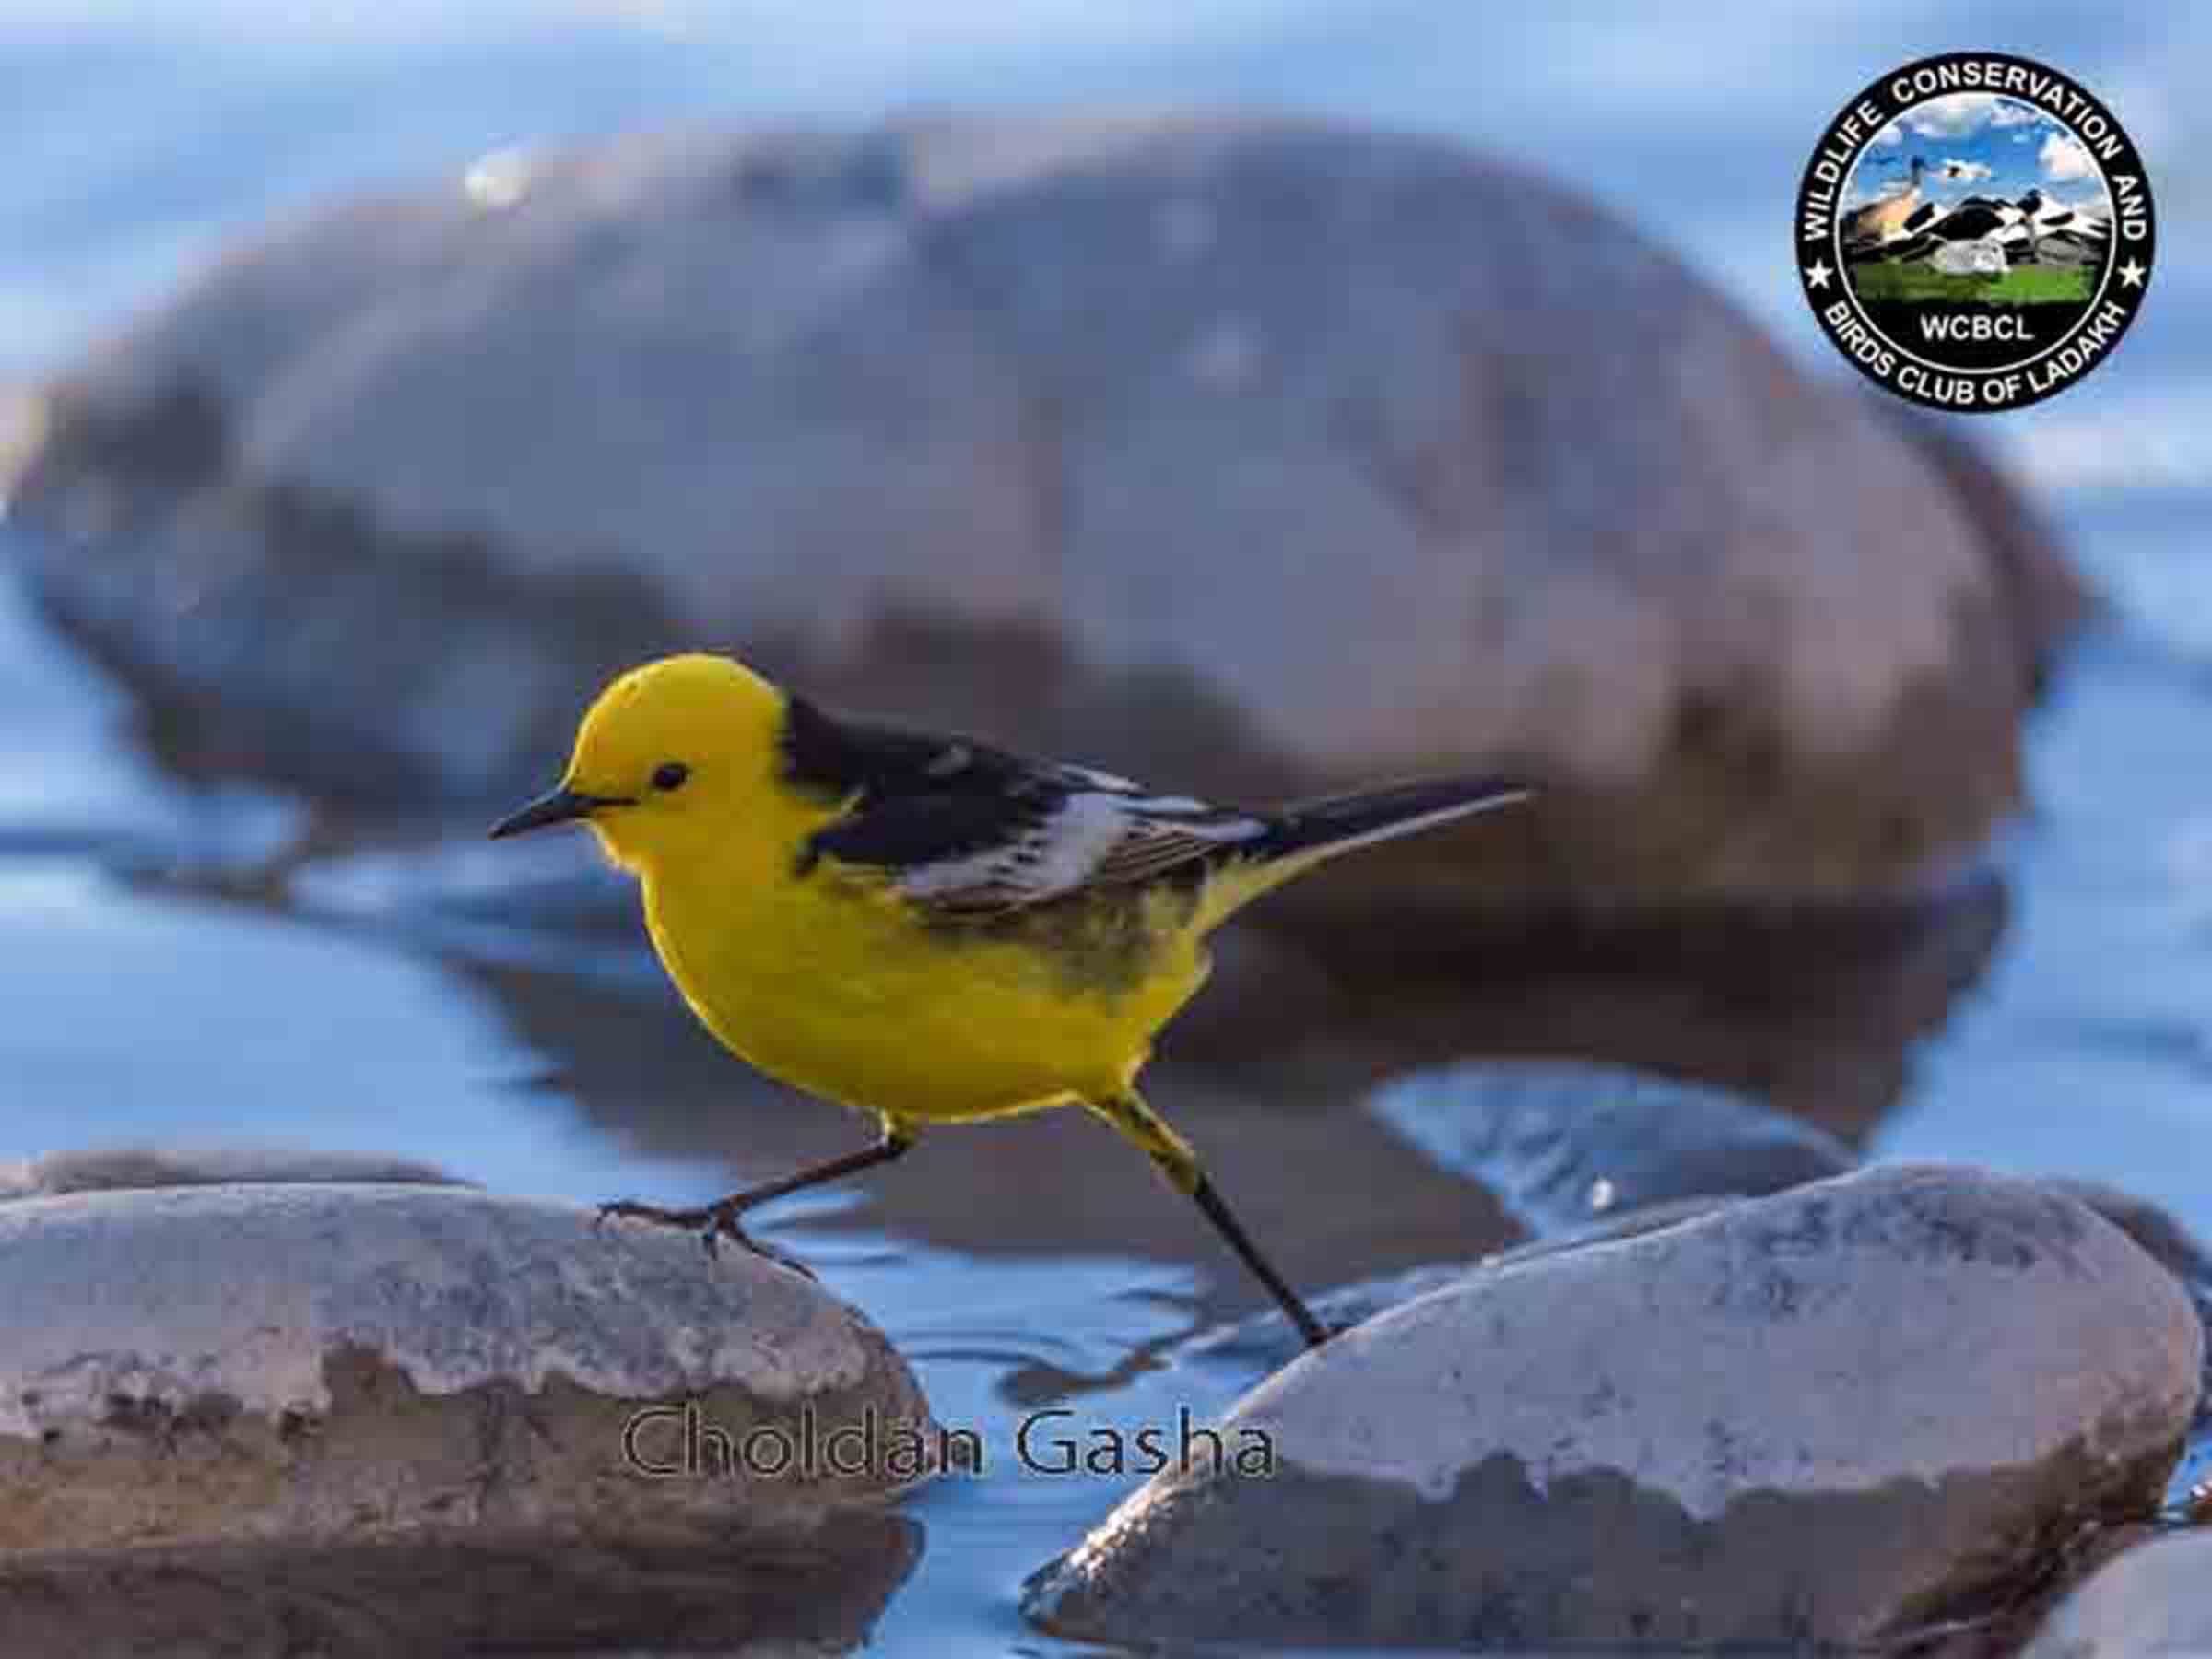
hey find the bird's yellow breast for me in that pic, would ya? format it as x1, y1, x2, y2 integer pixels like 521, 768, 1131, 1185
639, 851, 1212, 1125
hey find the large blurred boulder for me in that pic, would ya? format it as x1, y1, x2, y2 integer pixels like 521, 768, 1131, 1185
1, 113, 2086, 906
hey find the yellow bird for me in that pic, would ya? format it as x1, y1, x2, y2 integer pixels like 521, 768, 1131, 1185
490, 653, 1529, 1346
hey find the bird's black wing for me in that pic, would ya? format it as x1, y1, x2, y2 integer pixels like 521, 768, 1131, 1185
779, 695, 1267, 913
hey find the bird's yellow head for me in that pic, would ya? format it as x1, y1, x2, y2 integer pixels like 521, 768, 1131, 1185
488, 653, 791, 872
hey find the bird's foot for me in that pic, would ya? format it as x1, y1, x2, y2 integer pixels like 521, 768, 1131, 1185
594, 1198, 818, 1280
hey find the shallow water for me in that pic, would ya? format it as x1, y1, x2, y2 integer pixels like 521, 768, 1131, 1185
1, 5, 2206, 1654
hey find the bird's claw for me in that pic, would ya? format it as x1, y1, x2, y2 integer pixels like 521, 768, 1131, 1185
705, 1208, 818, 1281
593, 1197, 816, 1280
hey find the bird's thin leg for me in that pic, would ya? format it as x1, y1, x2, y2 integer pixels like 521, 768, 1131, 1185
1088, 1088, 1331, 1348
599, 1121, 913, 1275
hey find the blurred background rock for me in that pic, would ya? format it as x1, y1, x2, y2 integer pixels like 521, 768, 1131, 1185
0, 105, 2078, 1135
4, 114, 2082, 907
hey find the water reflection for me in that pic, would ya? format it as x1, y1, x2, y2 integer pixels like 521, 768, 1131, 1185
0, 1516, 924, 1658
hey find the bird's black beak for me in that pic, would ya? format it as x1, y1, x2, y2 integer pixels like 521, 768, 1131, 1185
488, 786, 629, 839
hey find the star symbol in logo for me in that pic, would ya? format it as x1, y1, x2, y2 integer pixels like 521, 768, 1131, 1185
1805, 258, 1834, 289
2117, 258, 2147, 288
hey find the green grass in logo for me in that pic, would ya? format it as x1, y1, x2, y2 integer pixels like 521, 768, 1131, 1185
1849, 262, 2095, 307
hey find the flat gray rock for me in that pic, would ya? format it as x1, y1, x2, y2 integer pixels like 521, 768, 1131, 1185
1369, 1059, 1853, 1235
0, 1184, 931, 1552
1025, 1165, 2202, 1651
2023, 1531, 2212, 1658
4, 112, 2083, 906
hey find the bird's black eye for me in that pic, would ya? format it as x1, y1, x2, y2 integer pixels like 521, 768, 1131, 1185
652, 761, 690, 793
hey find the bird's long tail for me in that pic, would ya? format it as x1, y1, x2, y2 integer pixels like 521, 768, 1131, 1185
1205, 776, 1531, 923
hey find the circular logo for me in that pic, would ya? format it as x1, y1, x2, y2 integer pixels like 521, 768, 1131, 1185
1795, 53, 2155, 413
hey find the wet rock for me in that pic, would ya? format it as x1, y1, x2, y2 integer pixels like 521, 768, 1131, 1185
2044, 1179, 2212, 1511
2021, 1531, 2212, 1658
1368, 1058, 1853, 1235
6, 113, 2081, 906
1023, 1165, 2201, 1651
1197, 1198, 1733, 1377
0, 1184, 931, 1552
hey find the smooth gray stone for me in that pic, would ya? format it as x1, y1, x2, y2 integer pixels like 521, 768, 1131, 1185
2022, 1531, 2212, 1658
0, 1184, 932, 1552
1026, 1165, 2202, 1651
